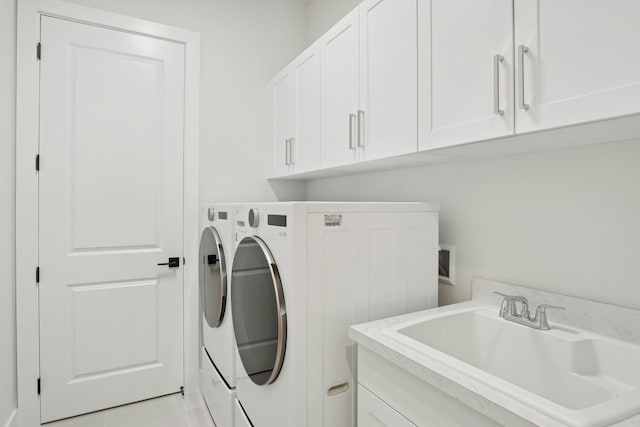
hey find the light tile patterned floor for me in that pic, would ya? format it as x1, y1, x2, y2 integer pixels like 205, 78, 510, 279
44, 394, 216, 427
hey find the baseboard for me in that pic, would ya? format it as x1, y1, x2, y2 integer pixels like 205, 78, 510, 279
3, 408, 19, 427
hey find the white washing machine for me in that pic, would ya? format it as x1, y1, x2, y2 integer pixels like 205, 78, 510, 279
229, 202, 439, 427
199, 204, 236, 427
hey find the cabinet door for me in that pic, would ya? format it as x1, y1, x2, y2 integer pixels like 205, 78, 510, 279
358, 385, 416, 427
270, 69, 295, 177
321, 8, 360, 169
292, 42, 321, 173
360, 0, 419, 161
421, 0, 514, 150
515, 0, 640, 133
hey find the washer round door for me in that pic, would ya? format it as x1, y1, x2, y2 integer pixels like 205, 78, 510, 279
231, 236, 287, 386
199, 227, 227, 328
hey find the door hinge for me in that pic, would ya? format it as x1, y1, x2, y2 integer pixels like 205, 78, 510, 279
35, 154, 40, 171
37, 43, 41, 60
37, 378, 41, 395
36, 266, 40, 284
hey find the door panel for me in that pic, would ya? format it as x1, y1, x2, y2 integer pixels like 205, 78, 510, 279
293, 43, 321, 173
360, 0, 418, 160
321, 9, 360, 168
423, 0, 514, 149
39, 16, 184, 422
271, 69, 295, 176
70, 280, 159, 376
515, 0, 640, 132
71, 47, 161, 249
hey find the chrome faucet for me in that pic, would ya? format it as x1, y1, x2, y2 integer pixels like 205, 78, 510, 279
494, 292, 565, 330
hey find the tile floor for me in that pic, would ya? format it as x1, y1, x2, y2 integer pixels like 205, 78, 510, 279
44, 393, 216, 427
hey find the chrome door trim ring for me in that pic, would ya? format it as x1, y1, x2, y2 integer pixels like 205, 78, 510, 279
234, 235, 287, 386
201, 227, 227, 328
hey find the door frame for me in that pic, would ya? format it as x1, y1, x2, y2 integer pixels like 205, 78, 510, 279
15, 1, 200, 425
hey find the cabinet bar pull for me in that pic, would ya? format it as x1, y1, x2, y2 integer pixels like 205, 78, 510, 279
493, 54, 504, 116
357, 110, 365, 147
348, 114, 356, 150
285, 139, 290, 165
518, 45, 530, 110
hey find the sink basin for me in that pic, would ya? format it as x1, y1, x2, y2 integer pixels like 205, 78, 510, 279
385, 307, 640, 426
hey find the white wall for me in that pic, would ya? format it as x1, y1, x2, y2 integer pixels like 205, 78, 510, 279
307, 140, 640, 308
306, 0, 361, 42
0, 0, 18, 425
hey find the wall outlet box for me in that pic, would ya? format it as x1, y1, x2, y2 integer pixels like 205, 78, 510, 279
439, 244, 456, 286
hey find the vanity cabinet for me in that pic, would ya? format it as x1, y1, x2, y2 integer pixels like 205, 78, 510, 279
514, 0, 640, 133
355, 347, 515, 427
358, 385, 416, 427
420, 0, 514, 150
268, 42, 321, 176
321, 0, 419, 169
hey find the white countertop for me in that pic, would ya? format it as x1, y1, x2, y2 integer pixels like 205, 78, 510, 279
349, 279, 640, 427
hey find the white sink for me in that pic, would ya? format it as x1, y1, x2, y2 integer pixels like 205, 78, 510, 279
385, 307, 640, 426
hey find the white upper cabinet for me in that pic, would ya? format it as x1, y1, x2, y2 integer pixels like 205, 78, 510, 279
269, 43, 321, 177
514, 0, 640, 133
321, 0, 420, 169
293, 42, 322, 173
420, 0, 514, 151
321, 9, 360, 169
270, 68, 295, 177
360, 0, 418, 161
269, 0, 640, 179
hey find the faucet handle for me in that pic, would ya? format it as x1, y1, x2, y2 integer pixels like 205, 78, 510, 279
493, 292, 528, 317
533, 304, 565, 329
493, 292, 510, 315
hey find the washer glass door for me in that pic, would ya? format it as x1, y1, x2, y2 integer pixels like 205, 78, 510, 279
231, 236, 287, 386
199, 227, 227, 328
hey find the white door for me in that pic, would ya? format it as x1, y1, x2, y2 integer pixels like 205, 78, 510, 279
357, 385, 416, 427
270, 68, 295, 177
360, 0, 418, 161
422, 0, 514, 150
38, 16, 184, 422
515, 0, 640, 133
321, 9, 360, 169
292, 42, 321, 173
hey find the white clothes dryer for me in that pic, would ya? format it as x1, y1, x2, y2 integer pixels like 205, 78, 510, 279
199, 204, 236, 427
229, 202, 440, 427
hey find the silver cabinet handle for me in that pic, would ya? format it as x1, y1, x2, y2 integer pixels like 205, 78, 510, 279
357, 110, 365, 148
289, 138, 295, 165
518, 45, 530, 110
285, 139, 290, 165
493, 54, 504, 116
348, 114, 356, 150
